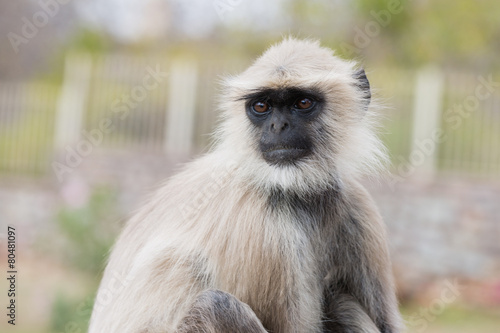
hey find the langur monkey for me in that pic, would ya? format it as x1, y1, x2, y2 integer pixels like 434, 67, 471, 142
89, 38, 402, 333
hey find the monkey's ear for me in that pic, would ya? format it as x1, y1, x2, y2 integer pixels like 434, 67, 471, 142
354, 68, 371, 108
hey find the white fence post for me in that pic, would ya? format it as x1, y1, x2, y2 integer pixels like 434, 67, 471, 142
410, 66, 444, 179
164, 58, 198, 156
54, 54, 92, 150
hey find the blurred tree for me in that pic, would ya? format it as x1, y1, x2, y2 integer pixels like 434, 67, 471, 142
51, 292, 93, 333
56, 186, 120, 274
349, 0, 500, 68
49, 186, 121, 333
67, 28, 114, 53
411, 0, 500, 68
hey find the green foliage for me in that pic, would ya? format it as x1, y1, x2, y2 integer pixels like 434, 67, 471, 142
351, 0, 500, 67
50, 293, 94, 333
49, 186, 120, 333
57, 186, 120, 275
67, 28, 114, 54
400, 304, 500, 332
355, 0, 411, 33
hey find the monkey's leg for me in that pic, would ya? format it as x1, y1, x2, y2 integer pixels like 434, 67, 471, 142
176, 289, 267, 333
323, 294, 380, 333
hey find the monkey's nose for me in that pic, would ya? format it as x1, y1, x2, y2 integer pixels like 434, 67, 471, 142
270, 121, 289, 133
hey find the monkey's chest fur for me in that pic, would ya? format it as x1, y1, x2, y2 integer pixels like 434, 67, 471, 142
201, 187, 341, 333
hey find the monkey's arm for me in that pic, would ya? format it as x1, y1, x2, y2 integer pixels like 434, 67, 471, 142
176, 289, 267, 333
323, 182, 402, 333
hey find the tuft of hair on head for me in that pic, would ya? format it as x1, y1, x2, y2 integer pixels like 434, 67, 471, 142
214, 37, 389, 195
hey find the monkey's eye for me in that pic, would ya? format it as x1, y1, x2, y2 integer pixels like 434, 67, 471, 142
252, 101, 270, 113
294, 97, 314, 110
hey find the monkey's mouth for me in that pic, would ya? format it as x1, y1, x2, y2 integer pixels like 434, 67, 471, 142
261, 146, 310, 165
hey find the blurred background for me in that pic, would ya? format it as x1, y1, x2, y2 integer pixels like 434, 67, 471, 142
0, 0, 499, 332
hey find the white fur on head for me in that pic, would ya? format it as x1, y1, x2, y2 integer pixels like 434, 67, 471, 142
215, 37, 387, 195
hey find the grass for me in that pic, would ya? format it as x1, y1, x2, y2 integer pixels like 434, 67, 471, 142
401, 304, 500, 333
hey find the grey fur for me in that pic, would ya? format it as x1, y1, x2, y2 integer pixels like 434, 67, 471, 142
89, 38, 403, 333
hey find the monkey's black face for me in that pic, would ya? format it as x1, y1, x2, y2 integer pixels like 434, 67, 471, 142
244, 88, 324, 166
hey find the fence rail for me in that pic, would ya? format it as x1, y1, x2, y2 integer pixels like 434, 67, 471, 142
0, 54, 499, 180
